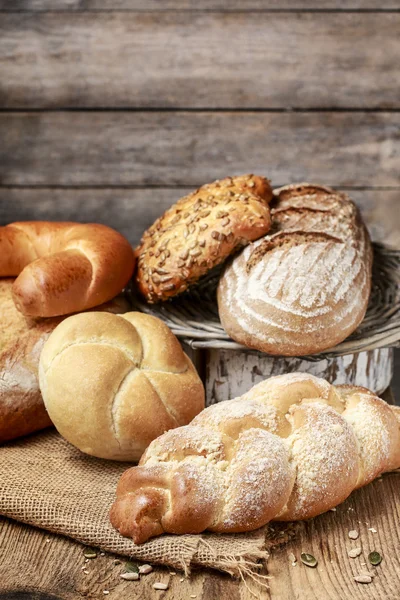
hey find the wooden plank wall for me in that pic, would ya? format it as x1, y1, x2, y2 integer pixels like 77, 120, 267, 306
0, 2, 399, 250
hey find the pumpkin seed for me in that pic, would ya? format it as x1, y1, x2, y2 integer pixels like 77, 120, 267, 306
83, 548, 97, 559
300, 552, 318, 568
368, 551, 382, 566
125, 561, 139, 573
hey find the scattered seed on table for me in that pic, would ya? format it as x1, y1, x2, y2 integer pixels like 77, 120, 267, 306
368, 552, 382, 566
348, 548, 362, 558
180, 578, 184, 582
288, 552, 296, 563
368, 528, 377, 533
125, 562, 139, 573
360, 570, 376, 578
100, 552, 105, 556
300, 553, 318, 568
83, 548, 97, 559
329, 508, 337, 512
348, 530, 359, 540
121, 572, 140, 581
139, 564, 153, 574
169, 572, 176, 575
153, 582, 168, 590
354, 575, 372, 584
190, 596, 197, 598
103, 592, 110, 595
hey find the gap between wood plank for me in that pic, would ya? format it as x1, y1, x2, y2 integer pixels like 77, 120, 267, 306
1, 8, 400, 12
1, 108, 400, 113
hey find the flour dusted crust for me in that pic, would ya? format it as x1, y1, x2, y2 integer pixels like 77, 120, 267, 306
110, 373, 400, 543
217, 183, 373, 356
39, 311, 205, 461
135, 175, 272, 302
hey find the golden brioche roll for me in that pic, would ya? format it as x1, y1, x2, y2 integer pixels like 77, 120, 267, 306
39, 311, 205, 461
0, 221, 135, 317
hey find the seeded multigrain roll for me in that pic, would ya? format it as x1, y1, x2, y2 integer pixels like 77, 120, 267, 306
135, 175, 272, 302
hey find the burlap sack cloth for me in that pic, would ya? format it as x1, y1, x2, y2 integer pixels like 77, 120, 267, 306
0, 430, 291, 580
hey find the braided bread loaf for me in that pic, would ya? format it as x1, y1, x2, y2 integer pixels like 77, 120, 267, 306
0, 221, 135, 317
110, 373, 400, 544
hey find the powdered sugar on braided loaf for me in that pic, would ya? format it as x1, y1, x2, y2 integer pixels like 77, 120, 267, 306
110, 373, 400, 543
217, 184, 373, 355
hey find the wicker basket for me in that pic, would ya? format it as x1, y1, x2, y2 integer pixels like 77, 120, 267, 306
129, 243, 400, 402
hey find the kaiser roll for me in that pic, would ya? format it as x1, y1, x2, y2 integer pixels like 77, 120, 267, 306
38, 311, 205, 461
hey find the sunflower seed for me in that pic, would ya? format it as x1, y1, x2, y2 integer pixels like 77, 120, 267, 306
354, 575, 372, 584
348, 530, 359, 540
153, 582, 168, 590
139, 564, 153, 574
121, 572, 139, 580
83, 548, 97, 559
125, 562, 139, 573
348, 547, 362, 558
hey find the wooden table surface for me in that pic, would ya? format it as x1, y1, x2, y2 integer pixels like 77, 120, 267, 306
1, 396, 398, 600
1, 2, 400, 599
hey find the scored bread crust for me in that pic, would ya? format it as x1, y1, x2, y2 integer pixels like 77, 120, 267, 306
109, 373, 400, 544
135, 175, 272, 302
0, 278, 131, 443
217, 183, 373, 356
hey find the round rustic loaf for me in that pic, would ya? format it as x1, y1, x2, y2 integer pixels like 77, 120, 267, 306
39, 311, 205, 461
135, 174, 272, 302
0, 221, 135, 317
217, 183, 373, 356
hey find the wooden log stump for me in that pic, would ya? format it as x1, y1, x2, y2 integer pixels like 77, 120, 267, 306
204, 347, 393, 405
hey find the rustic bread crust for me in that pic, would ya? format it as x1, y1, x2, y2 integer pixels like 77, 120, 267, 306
110, 373, 400, 543
0, 278, 130, 443
217, 183, 373, 356
135, 175, 272, 302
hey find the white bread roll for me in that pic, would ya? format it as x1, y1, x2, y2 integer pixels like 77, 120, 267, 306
39, 311, 205, 461
217, 184, 373, 356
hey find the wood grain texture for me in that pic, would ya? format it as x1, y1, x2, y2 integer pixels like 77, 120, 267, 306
0, 112, 399, 187
0, 1, 399, 10
1, 12, 399, 108
0, 472, 399, 599
0, 188, 399, 248
205, 348, 393, 404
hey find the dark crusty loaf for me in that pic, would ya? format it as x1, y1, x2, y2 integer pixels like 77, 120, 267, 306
0, 278, 130, 443
217, 183, 373, 356
135, 175, 272, 302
